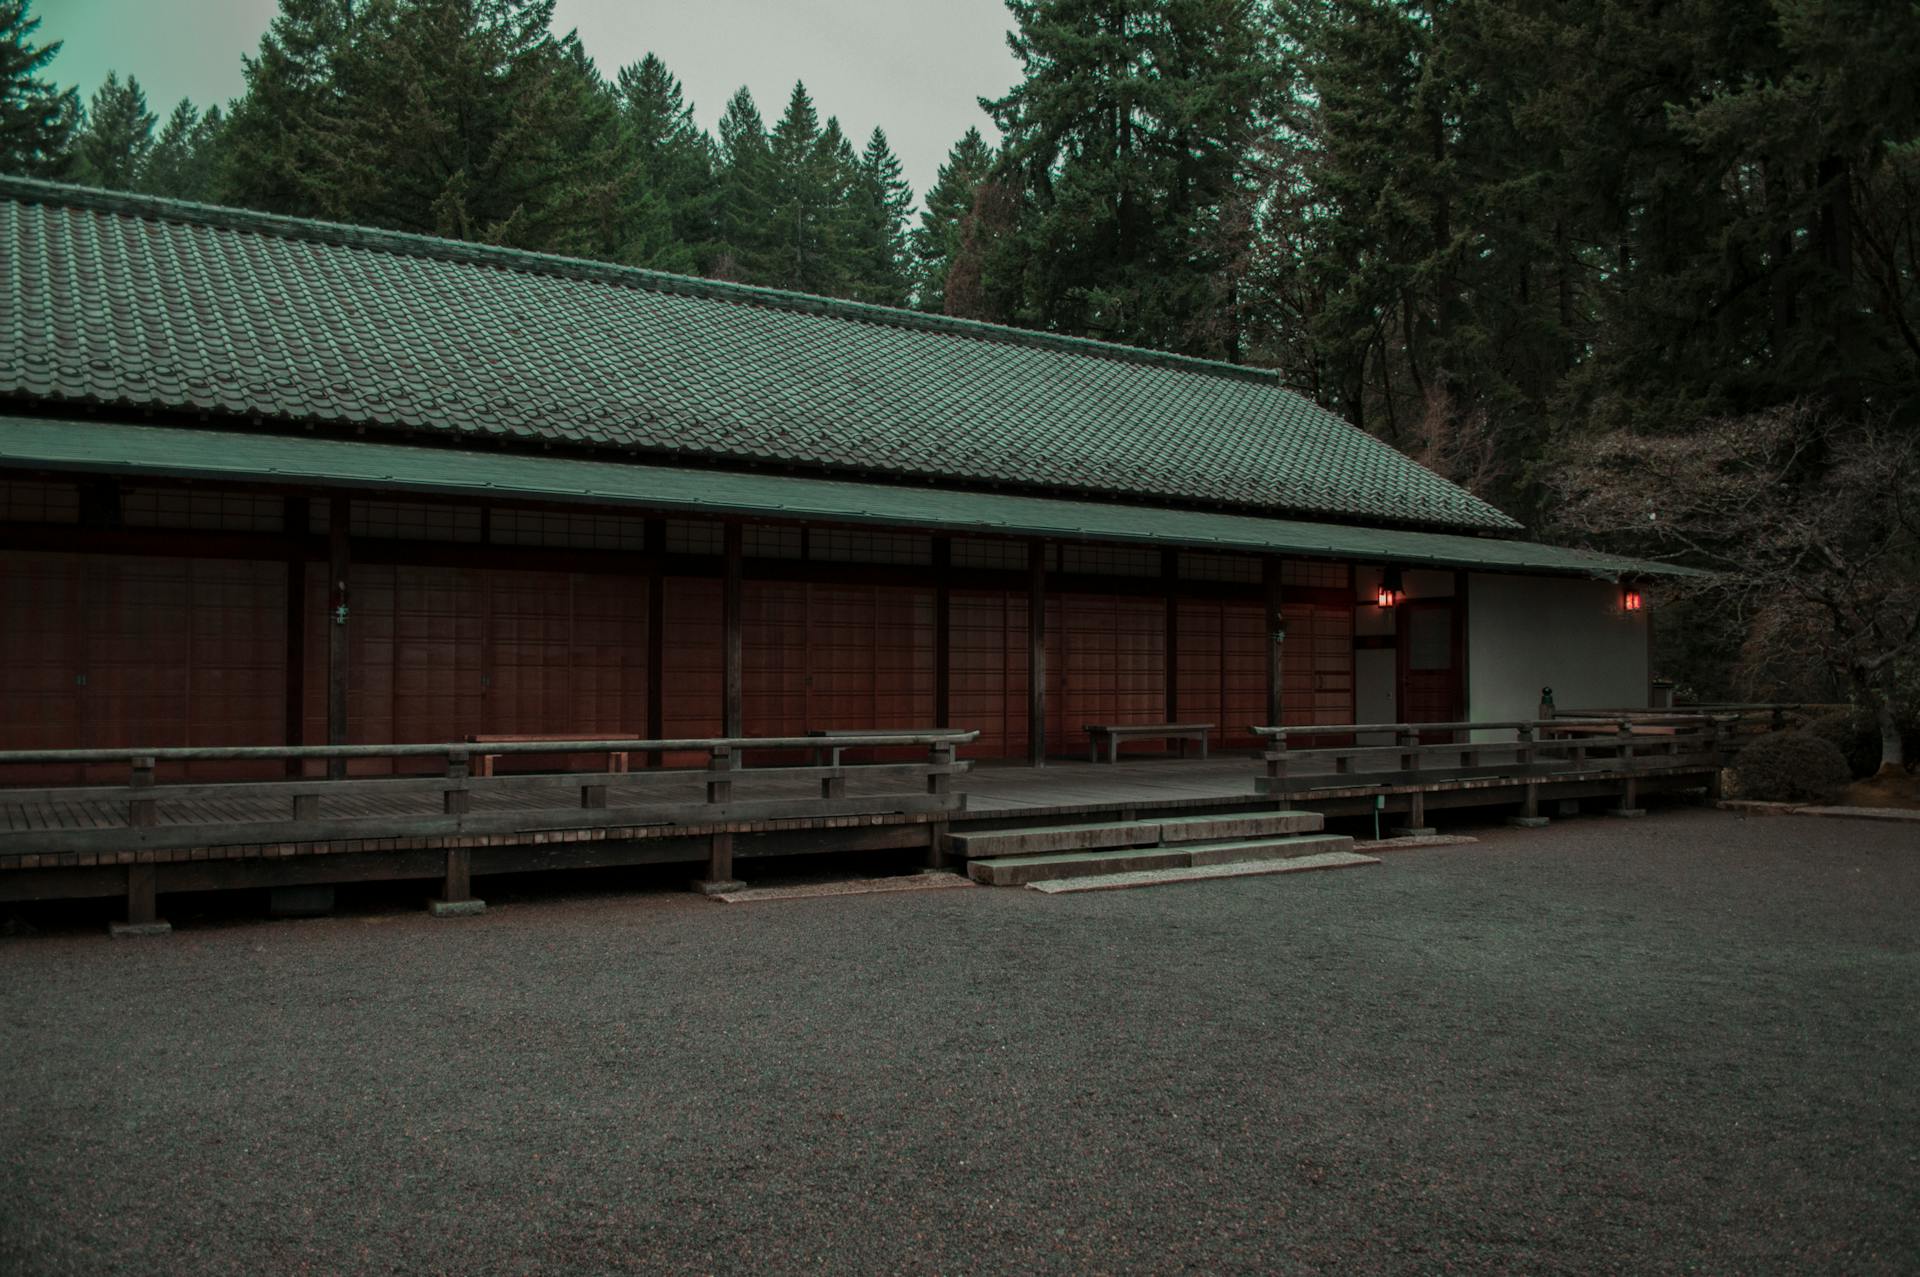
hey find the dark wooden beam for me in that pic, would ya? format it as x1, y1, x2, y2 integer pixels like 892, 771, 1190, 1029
722, 521, 743, 738
645, 518, 666, 762
1162, 549, 1179, 722
284, 497, 308, 778
326, 497, 350, 781
1264, 557, 1285, 729
934, 536, 952, 729
1028, 539, 1047, 767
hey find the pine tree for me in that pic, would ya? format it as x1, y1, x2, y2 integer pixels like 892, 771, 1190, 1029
764, 80, 837, 293
0, 0, 77, 178
611, 52, 713, 272
71, 72, 156, 190
981, 0, 1283, 356
219, 0, 362, 216
849, 126, 912, 306
143, 99, 225, 200
711, 85, 772, 281
912, 127, 994, 312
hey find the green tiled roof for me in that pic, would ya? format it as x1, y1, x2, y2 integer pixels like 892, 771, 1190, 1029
0, 415, 1700, 579
0, 177, 1520, 533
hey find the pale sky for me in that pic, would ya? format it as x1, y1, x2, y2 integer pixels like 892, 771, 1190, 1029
32, 0, 1018, 204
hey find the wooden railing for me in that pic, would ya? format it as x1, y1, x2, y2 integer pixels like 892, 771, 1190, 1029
1252, 717, 1729, 825
0, 733, 979, 859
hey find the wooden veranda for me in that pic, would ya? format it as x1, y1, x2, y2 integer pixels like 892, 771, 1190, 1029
0, 716, 1730, 930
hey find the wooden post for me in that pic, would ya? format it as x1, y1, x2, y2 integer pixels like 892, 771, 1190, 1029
1609, 721, 1646, 817
1263, 558, 1284, 730
443, 750, 470, 815
934, 537, 952, 729
646, 518, 665, 766
326, 496, 350, 781
109, 861, 169, 937
128, 755, 156, 829
284, 496, 308, 778
428, 847, 484, 917
1391, 728, 1434, 836
723, 522, 743, 739
693, 743, 743, 892
1163, 549, 1180, 723
1027, 540, 1046, 768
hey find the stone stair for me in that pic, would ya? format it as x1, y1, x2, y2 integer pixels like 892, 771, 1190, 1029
953, 809, 1361, 888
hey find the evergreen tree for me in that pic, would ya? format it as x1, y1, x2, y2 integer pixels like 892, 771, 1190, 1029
710, 85, 771, 281
219, 0, 361, 216
763, 80, 839, 293
71, 71, 155, 190
0, 0, 77, 178
143, 99, 225, 200
913, 127, 994, 312
611, 52, 712, 272
980, 0, 1283, 356
849, 126, 912, 306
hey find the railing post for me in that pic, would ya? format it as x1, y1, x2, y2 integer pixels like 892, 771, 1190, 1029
1703, 718, 1725, 803
821, 742, 846, 800
927, 740, 954, 801
1608, 721, 1646, 818
692, 743, 744, 896
443, 749, 470, 816
1391, 729, 1433, 837
926, 740, 956, 871
127, 756, 157, 831
706, 745, 733, 806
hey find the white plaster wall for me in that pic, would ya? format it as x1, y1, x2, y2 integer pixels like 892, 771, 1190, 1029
1467, 573, 1649, 725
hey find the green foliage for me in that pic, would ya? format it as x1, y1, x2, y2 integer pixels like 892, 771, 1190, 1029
0, 0, 75, 177
977, 0, 1281, 356
1734, 730, 1853, 804
850, 127, 913, 306
710, 85, 771, 281
71, 71, 153, 190
610, 53, 712, 273
914, 127, 994, 312
142, 100, 225, 201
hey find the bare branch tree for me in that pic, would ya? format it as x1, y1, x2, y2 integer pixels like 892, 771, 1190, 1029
1551, 402, 1920, 772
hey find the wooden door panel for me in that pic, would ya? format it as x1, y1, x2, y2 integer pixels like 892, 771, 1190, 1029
949, 589, 1029, 760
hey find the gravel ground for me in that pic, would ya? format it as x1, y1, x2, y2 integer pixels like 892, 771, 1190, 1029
1, 807, 1914, 1275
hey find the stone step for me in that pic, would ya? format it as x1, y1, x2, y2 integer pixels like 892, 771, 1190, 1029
947, 809, 1323, 860
1027, 849, 1380, 894
966, 832, 1354, 887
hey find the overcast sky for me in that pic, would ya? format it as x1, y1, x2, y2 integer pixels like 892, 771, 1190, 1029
33, 0, 1018, 204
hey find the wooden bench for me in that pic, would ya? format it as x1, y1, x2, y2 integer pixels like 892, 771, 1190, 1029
806, 728, 945, 766
466, 734, 632, 778
1084, 723, 1214, 764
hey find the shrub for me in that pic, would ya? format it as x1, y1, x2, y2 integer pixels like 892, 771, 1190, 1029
1734, 730, 1853, 804
1804, 711, 1881, 779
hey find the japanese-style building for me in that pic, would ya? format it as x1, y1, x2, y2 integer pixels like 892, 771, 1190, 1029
0, 176, 1665, 774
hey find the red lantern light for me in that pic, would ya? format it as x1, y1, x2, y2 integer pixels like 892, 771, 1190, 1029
1375, 567, 1405, 608
1622, 588, 1644, 612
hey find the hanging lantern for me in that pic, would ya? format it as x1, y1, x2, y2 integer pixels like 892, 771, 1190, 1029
1375, 566, 1405, 608
1622, 586, 1644, 612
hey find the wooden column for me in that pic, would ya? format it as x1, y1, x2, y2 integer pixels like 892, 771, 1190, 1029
933, 537, 952, 729
1027, 540, 1047, 768
1162, 549, 1179, 722
284, 496, 308, 778
1263, 557, 1285, 729
645, 518, 666, 763
722, 522, 743, 738
326, 496, 350, 781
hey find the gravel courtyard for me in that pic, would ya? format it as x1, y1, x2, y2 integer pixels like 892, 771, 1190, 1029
2, 808, 1914, 1275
